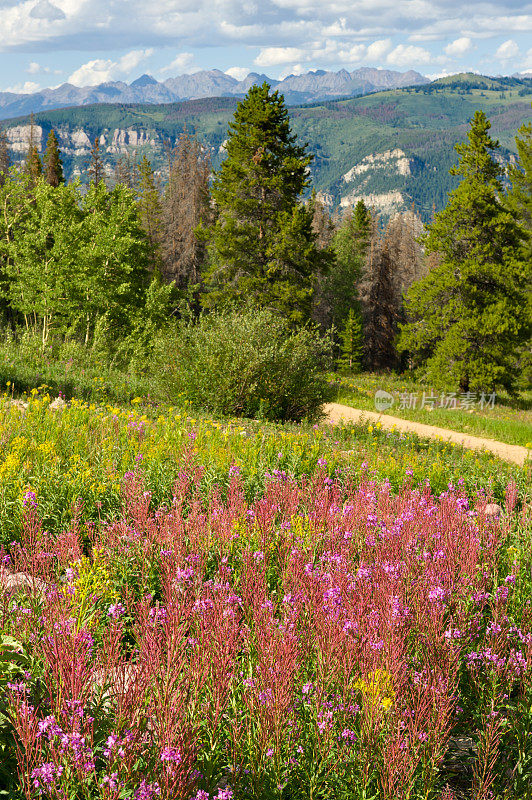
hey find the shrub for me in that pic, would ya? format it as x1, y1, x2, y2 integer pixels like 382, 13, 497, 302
154, 307, 334, 422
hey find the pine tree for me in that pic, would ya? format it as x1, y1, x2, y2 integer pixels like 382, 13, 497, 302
0, 129, 9, 187
352, 199, 371, 240
26, 146, 42, 182
360, 238, 398, 370
325, 200, 372, 334
24, 113, 42, 184
383, 209, 425, 296
311, 191, 335, 249
337, 308, 364, 374
506, 118, 532, 386
43, 129, 64, 187
399, 111, 531, 392
87, 136, 105, 185
203, 83, 322, 324
160, 131, 211, 288
507, 120, 532, 258
310, 191, 336, 329
114, 152, 138, 189
137, 154, 162, 270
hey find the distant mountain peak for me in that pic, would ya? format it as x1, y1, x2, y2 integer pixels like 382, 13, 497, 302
131, 74, 157, 87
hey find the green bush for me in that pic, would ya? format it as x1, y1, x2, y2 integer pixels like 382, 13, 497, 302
154, 307, 334, 422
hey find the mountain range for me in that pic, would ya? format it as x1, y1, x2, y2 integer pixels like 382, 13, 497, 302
0, 67, 429, 120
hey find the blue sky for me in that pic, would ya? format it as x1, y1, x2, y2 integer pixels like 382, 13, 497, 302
1, 0, 531, 93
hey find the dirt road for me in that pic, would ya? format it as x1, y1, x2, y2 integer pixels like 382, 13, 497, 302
323, 402, 531, 467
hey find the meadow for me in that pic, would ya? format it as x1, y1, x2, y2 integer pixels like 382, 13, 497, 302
0, 390, 531, 800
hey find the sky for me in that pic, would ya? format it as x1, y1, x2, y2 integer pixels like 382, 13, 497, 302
0, 0, 531, 94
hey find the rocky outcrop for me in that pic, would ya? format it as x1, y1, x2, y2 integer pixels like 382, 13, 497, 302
4, 124, 159, 159
342, 149, 413, 183
340, 189, 406, 216
340, 149, 418, 215
5, 124, 43, 152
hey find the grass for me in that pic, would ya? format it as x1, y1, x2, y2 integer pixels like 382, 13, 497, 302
0, 334, 152, 406
332, 372, 532, 449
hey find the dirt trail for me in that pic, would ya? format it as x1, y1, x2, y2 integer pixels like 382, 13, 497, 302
323, 402, 530, 467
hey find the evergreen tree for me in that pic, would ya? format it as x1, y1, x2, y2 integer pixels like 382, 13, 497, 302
43, 129, 64, 187
161, 131, 210, 288
203, 83, 322, 324
326, 200, 371, 332
352, 199, 371, 240
337, 308, 363, 374
26, 146, 42, 183
507, 120, 532, 258
399, 111, 531, 392
360, 239, 398, 371
309, 191, 336, 329
0, 129, 10, 187
24, 113, 42, 184
137, 154, 162, 270
87, 136, 105, 185
507, 118, 532, 385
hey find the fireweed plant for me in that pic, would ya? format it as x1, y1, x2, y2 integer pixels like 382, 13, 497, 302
1, 465, 532, 800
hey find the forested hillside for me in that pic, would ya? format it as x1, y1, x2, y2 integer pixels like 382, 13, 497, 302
2, 73, 532, 219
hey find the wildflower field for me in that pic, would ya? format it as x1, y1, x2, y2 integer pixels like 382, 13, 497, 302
1, 394, 532, 800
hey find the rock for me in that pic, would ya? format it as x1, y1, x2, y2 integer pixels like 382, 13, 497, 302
7, 399, 28, 411
49, 396, 67, 411
0, 568, 46, 595
483, 503, 502, 518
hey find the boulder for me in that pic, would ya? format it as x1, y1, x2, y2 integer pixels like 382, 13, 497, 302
49, 396, 67, 411
0, 568, 46, 595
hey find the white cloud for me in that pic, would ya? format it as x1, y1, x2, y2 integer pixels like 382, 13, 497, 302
27, 61, 42, 74
5, 80, 41, 93
366, 39, 393, 61
521, 48, 532, 72
445, 37, 473, 57
337, 43, 367, 63
254, 46, 306, 67
29, 0, 65, 20
387, 44, 432, 67
225, 66, 249, 80
0, 0, 530, 58
255, 37, 395, 72
278, 62, 306, 78
0, 0, 531, 87
495, 39, 520, 61
160, 52, 195, 74
68, 48, 153, 86
425, 68, 454, 80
